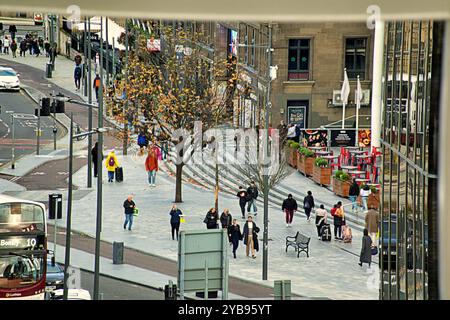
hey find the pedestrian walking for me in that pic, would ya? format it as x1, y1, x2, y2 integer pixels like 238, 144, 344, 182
3, 36, 9, 54
123, 195, 136, 231
0, 39, 3, 54
220, 209, 232, 229
33, 39, 40, 57
246, 181, 259, 215
331, 202, 345, 240
349, 179, 360, 212
169, 204, 182, 241
315, 204, 328, 239
44, 38, 50, 57
91, 142, 103, 178
10, 40, 17, 58
38, 37, 44, 52
145, 142, 160, 187
365, 205, 380, 245
8, 24, 17, 40
105, 149, 119, 182
93, 74, 101, 101
359, 229, 373, 268
203, 207, 219, 229
20, 39, 27, 57
303, 191, 315, 221
282, 194, 298, 227
27, 38, 33, 55
137, 131, 148, 154
360, 185, 371, 212
228, 219, 242, 259
74, 64, 82, 91
242, 215, 259, 259
236, 186, 249, 219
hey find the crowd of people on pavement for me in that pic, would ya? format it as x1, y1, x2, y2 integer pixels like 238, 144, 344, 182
0, 32, 53, 59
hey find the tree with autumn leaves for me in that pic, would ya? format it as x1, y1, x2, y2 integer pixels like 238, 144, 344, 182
107, 24, 237, 202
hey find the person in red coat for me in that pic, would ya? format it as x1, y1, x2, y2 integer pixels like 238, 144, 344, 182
145, 143, 160, 187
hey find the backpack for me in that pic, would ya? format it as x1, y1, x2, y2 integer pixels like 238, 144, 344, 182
303, 199, 310, 209
74, 66, 82, 78
108, 156, 115, 167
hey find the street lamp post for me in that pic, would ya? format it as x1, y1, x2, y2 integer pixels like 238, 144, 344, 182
87, 17, 93, 188
62, 112, 107, 300
262, 23, 272, 281
5, 111, 15, 169
123, 18, 129, 156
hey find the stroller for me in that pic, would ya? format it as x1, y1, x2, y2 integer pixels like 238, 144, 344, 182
342, 224, 353, 243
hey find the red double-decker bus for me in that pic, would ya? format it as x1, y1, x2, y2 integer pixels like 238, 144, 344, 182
0, 195, 47, 300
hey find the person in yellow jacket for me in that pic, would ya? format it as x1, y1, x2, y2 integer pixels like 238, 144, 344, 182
105, 149, 119, 182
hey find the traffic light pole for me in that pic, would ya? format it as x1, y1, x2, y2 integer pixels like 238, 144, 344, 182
52, 90, 57, 150
36, 102, 41, 155
87, 17, 93, 188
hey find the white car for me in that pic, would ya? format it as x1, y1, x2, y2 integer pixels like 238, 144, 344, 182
0, 67, 21, 91
49, 289, 92, 300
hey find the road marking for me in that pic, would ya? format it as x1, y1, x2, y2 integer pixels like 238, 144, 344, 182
57, 172, 68, 175
30, 172, 46, 175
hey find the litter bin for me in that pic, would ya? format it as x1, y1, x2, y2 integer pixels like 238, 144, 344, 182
112, 241, 124, 264
46, 62, 52, 78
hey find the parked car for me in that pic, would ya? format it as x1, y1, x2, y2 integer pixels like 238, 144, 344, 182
45, 260, 64, 292
0, 67, 21, 91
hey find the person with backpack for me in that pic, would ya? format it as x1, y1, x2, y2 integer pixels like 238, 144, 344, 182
137, 131, 148, 153
349, 179, 360, 212
228, 219, 242, 259
10, 40, 17, 58
74, 64, 82, 92
169, 204, 183, 241
123, 195, 136, 231
246, 181, 259, 216
359, 228, 373, 268
105, 149, 119, 182
236, 186, 249, 219
303, 191, 315, 222
315, 204, 328, 239
332, 202, 345, 241
243, 215, 259, 259
204, 207, 219, 229
220, 209, 232, 229
282, 194, 298, 227
93, 74, 101, 101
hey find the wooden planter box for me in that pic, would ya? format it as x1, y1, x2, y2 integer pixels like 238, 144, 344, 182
332, 178, 351, 197
313, 165, 332, 186
298, 155, 314, 176
289, 148, 298, 168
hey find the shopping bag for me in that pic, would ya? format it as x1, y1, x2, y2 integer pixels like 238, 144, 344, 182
133, 208, 139, 217
180, 215, 186, 223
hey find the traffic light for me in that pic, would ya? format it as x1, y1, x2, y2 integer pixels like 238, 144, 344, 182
48, 194, 63, 220
40, 98, 51, 116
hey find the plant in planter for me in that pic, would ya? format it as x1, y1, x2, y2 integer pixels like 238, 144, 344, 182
287, 141, 300, 168
333, 170, 352, 197
313, 157, 331, 185
297, 146, 315, 176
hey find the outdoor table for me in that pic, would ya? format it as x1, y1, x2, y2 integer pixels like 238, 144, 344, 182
348, 170, 366, 177
349, 150, 366, 155
315, 150, 332, 156
345, 146, 359, 150
355, 178, 370, 183
322, 155, 339, 160
356, 154, 371, 158
309, 146, 325, 151
341, 165, 358, 172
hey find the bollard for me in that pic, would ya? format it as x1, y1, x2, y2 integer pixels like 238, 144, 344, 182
46, 62, 53, 78
112, 241, 124, 264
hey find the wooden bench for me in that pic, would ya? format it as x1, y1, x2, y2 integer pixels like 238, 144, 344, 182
286, 231, 310, 258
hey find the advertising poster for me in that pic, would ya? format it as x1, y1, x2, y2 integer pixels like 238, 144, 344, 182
287, 106, 306, 128
330, 130, 356, 147
301, 129, 328, 147
358, 129, 371, 147
229, 29, 238, 56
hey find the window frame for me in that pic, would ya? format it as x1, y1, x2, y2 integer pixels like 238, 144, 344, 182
344, 37, 368, 80
287, 38, 311, 81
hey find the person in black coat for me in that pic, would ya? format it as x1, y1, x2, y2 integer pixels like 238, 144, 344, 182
123, 195, 136, 231
236, 186, 248, 219
227, 219, 242, 258
303, 191, 315, 221
359, 228, 373, 267
220, 209, 232, 229
91, 142, 103, 178
242, 215, 259, 258
246, 181, 259, 215
282, 194, 298, 227
169, 205, 183, 241
204, 207, 219, 229
349, 179, 360, 212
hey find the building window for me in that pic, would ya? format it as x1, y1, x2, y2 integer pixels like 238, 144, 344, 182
288, 39, 310, 80
345, 38, 367, 79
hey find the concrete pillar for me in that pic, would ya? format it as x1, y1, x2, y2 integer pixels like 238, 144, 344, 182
370, 20, 385, 151
439, 20, 450, 300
